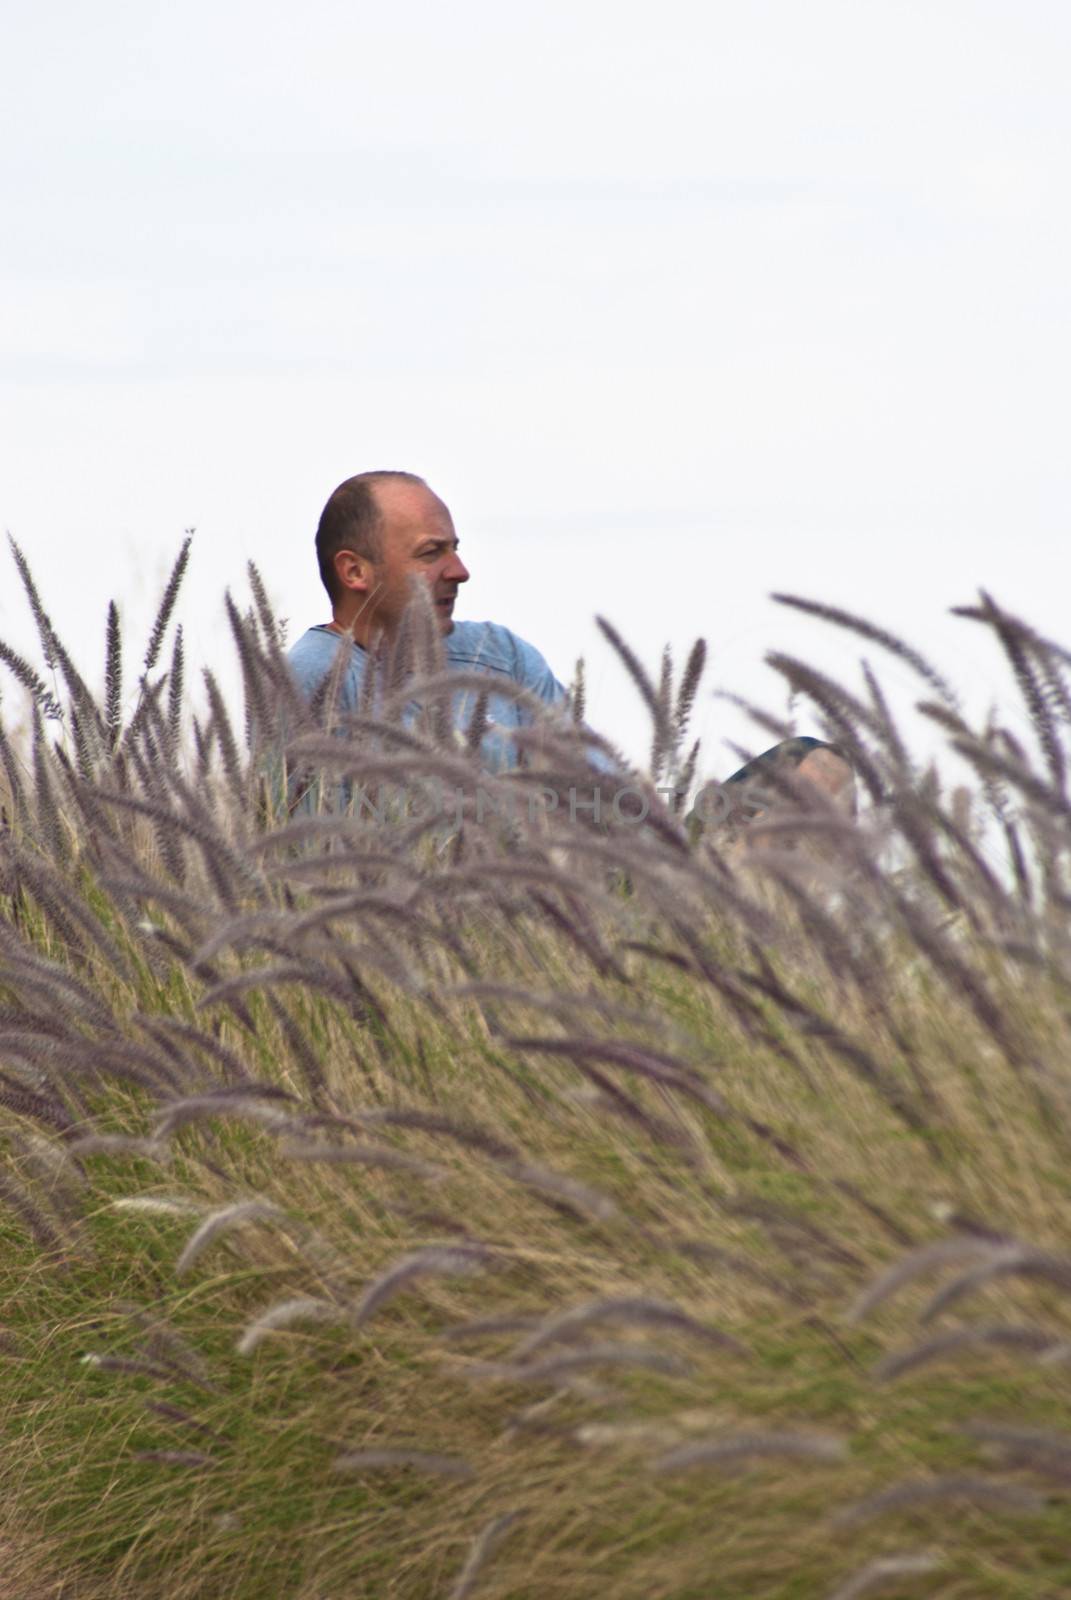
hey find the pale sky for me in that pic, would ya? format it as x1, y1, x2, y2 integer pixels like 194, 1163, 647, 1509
2, 1, 1069, 771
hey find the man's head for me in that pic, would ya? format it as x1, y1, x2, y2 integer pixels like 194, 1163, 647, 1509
315, 470, 470, 643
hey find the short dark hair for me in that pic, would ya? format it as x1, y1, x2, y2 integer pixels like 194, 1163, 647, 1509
315, 470, 426, 603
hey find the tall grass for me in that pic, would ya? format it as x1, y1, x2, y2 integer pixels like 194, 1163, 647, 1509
1, 547, 1070, 1598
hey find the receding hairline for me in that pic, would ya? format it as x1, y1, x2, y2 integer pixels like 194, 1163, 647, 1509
315, 470, 445, 603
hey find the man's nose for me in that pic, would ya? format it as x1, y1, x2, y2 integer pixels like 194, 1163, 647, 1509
444, 552, 470, 583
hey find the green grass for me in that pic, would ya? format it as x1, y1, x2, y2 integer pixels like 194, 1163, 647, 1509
3, 566, 1071, 1596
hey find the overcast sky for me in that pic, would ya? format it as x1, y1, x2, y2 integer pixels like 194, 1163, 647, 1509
2, 0, 1068, 771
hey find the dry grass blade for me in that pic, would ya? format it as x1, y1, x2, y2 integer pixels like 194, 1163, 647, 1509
333, 1448, 472, 1479
463, 1343, 691, 1384
280, 1140, 443, 1179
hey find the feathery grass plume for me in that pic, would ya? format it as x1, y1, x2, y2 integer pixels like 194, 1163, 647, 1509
246, 560, 281, 651
860, 657, 911, 775
511, 1296, 745, 1359
236, 1296, 349, 1355
174, 1199, 290, 1276
833, 1474, 1047, 1527
448, 1511, 523, 1600
596, 614, 673, 762
201, 666, 245, 803
497, 1161, 620, 1224
651, 643, 673, 780
135, 1014, 247, 1084
143, 1399, 223, 1440
352, 1244, 494, 1329
735, 961, 929, 1137
0, 715, 28, 821
946, 729, 1070, 827
0, 639, 63, 720
31, 704, 65, 864
68, 1134, 170, 1162
569, 656, 586, 725
225, 593, 275, 753
825, 1552, 940, 1600
111, 1196, 204, 1216
7, 536, 102, 734
874, 1323, 1062, 1381
0, 1166, 68, 1252
152, 1092, 294, 1140
462, 1343, 690, 1384
674, 636, 706, 739
196, 950, 416, 1017
104, 600, 122, 749
962, 1422, 1071, 1470
674, 737, 700, 812
91, 783, 263, 903
655, 1429, 849, 1474
82, 1353, 174, 1380
333, 1447, 473, 1479
764, 654, 887, 805
361, 1107, 520, 1163
166, 624, 184, 754
920, 1246, 1071, 1324
464, 687, 490, 755
0, 929, 122, 1034
143, 533, 192, 674
10, 843, 132, 980
192, 712, 212, 780
957, 591, 1067, 795
133, 1450, 216, 1469
848, 1236, 1012, 1323
10, 1127, 85, 1202
772, 593, 960, 710
264, 994, 329, 1102
0, 1076, 78, 1137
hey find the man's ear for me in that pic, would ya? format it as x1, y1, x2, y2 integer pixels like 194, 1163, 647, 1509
333, 547, 373, 594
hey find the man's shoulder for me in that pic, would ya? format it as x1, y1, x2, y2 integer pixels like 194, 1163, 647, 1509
445, 619, 524, 674
287, 625, 338, 663
287, 626, 362, 695
447, 619, 563, 705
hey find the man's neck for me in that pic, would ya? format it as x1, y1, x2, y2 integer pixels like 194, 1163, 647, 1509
329, 612, 375, 650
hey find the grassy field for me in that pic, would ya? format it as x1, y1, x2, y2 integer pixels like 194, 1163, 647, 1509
1, 552, 1070, 1598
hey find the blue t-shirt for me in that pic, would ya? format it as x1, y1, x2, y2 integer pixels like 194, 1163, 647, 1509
287, 619, 572, 771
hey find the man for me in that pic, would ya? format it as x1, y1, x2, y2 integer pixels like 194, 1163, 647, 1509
287, 469, 853, 828
287, 471, 573, 769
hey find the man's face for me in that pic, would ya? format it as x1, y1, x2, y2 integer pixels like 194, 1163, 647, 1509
346, 479, 471, 638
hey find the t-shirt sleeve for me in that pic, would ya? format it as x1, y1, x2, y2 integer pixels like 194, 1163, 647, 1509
508, 630, 569, 709
507, 628, 618, 775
